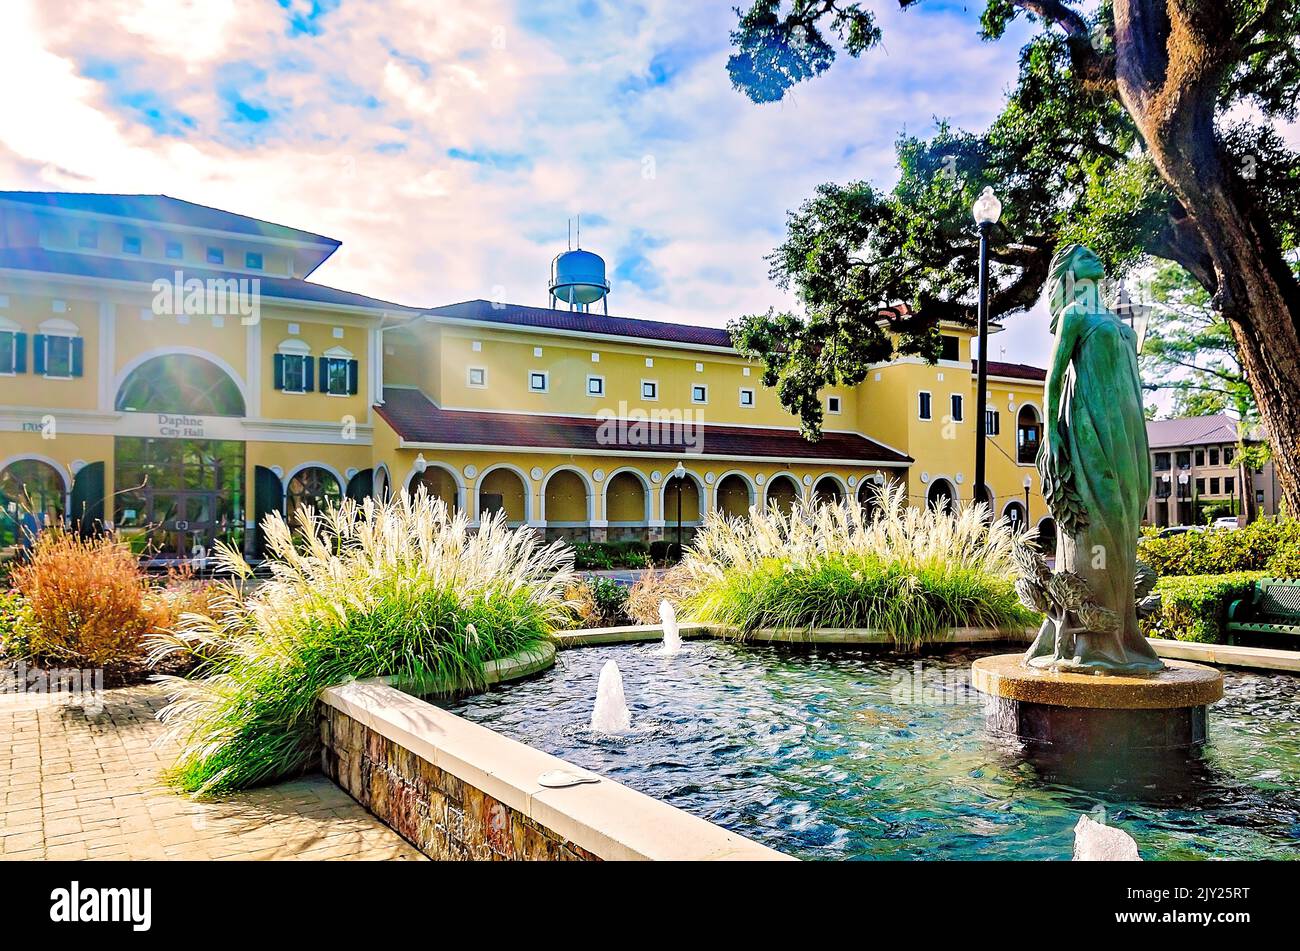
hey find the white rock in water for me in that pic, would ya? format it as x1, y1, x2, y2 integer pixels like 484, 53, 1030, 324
1072, 814, 1142, 861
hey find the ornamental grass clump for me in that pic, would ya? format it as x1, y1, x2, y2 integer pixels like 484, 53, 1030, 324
681, 484, 1037, 647
153, 492, 573, 795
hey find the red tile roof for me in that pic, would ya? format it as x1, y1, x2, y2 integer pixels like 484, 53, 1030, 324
979, 360, 1046, 381
376, 388, 912, 464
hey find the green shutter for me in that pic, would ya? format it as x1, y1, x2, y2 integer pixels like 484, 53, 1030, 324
253, 465, 285, 558
303, 356, 315, 392
70, 336, 84, 377
347, 359, 359, 395
13, 333, 26, 373
70, 461, 105, 537
32, 334, 46, 374
273, 353, 285, 390
318, 356, 329, 393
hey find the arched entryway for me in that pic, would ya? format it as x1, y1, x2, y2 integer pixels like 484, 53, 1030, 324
812, 475, 845, 506
765, 474, 801, 516
286, 466, 342, 529
0, 458, 66, 547
478, 466, 528, 525
858, 476, 886, 519
409, 464, 461, 513
662, 471, 702, 545
926, 478, 956, 514
1035, 516, 1058, 554
1002, 500, 1028, 531
604, 469, 648, 540
716, 472, 754, 519
543, 468, 592, 541
114, 353, 248, 559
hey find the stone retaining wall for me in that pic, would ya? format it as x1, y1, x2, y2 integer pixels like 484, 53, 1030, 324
319, 701, 599, 860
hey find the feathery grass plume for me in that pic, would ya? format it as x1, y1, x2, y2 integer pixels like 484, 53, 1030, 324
679, 483, 1038, 647
153, 491, 574, 795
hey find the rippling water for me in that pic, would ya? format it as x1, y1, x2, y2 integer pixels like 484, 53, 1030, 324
442, 642, 1300, 860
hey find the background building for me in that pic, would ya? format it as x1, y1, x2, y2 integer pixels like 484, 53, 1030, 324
1145, 413, 1279, 527
0, 191, 1053, 559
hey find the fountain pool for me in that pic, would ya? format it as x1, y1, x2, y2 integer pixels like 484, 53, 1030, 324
442, 641, 1300, 861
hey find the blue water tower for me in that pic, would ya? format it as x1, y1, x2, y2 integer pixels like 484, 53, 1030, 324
549, 218, 611, 313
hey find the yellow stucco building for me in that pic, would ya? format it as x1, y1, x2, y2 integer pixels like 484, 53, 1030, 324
0, 191, 1052, 559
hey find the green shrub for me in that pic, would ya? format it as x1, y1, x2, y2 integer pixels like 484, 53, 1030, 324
0, 588, 32, 658
1140, 572, 1267, 644
153, 494, 573, 795
680, 485, 1037, 648
588, 576, 629, 624
1265, 545, 1300, 578
1137, 518, 1300, 576
571, 542, 615, 570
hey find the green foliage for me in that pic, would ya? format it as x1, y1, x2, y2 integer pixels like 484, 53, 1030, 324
1137, 518, 1300, 576
1140, 262, 1257, 422
153, 495, 572, 795
1140, 572, 1268, 644
679, 484, 1037, 648
570, 541, 651, 570
589, 576, 630, 625
0, 588, 32, 658
723, 1, 1300, 439
1265, 545, 1300, 578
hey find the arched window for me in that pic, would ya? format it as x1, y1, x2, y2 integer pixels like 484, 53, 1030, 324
117, 354, 245, 417
1002, 500, 1028, 530
766, 475, 800, 516
285, 466, 341, 529
1017, 406, 1042, 465
813, 476, 844, 506
0, 459, 65, 546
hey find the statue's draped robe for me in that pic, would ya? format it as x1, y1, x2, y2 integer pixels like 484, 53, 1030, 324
1028, 305, 1163, 670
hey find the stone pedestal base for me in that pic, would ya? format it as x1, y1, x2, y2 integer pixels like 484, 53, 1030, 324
971, 654, 1223, 753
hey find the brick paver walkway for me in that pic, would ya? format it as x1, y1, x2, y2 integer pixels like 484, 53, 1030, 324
0, 683, 423, 861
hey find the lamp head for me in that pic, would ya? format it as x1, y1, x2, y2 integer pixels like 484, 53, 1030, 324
973, 186, 1002, 226
674, 461, 686, 477
1023, 475, 1033, 489
413, 453, 428, 474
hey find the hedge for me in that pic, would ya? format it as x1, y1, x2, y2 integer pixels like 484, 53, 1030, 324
1140, 571, 1267, 644
1138, 518, 1300, 576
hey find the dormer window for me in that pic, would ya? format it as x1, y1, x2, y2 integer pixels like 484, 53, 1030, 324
206, 246, 225, 265
245, 252, 263, 270
122, 235, 142, 255
165, 240, 184, 260
940, 334, 960, 361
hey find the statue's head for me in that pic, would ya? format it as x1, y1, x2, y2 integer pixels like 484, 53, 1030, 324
1046, 243, 1104, 322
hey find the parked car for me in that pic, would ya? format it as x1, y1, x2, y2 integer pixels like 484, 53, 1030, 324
1211, 516, 1241, 530
1157, 524, 1206, 538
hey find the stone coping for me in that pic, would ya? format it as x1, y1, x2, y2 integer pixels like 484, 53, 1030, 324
971, 654, 1224, 709
318, 678, 790, 861
1147, 638, 1300, 674
380, 642, 557, 697
554, 622, 1035, 648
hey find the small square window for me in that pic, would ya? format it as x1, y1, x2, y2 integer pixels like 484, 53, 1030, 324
533, 346, 543, 357
206, 246, 225, 265
918, 392, 933, 420
245, 252, 263, 270
645, 357, 654, 368
827, 396, 842, 414
77, 229, 98, 249
122, 235, 142, 255
165, 240, 184, 260
743, 367, 751, 377
529, 371, 549, 392
467, 367, 487, 388
940, 335, 960, 361
691, 384, 708, 404
587, 376, 605, 397
695, 363, 704, 372
591, 352, 600, 363
739, 387, 755, 407
641, 380, 658, 400
472, 340, 482, 352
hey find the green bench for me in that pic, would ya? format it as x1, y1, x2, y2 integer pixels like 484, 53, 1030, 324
1227, 578, 1300, 643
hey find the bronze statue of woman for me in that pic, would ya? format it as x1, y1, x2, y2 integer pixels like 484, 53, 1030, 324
1024, 244, 1164, 672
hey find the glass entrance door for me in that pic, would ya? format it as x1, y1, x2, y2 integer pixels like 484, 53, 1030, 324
115, 437, 244, 560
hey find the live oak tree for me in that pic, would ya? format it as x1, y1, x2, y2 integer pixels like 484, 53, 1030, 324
1140, 261, 1257, 422
726, 0, 1300, 511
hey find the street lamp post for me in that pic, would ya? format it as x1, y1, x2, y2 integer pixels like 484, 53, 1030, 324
972, 186, 1002, 511
673, 460, 686, 561
1023, 474, 1032, 527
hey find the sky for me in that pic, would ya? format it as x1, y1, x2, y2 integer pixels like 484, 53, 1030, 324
0, 0, 1053, 366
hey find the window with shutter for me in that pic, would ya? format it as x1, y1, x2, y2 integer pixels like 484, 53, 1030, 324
0, 331, 15, 374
